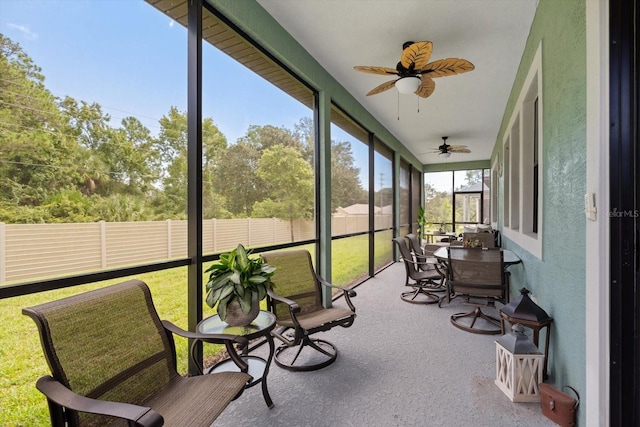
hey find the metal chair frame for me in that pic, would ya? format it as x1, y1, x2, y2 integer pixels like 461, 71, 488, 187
262, 250, 356, 372
443, 247, 509, 334
393, 236, 446, 304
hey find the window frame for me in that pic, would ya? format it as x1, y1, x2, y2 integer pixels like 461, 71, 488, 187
501, 41, 543, 259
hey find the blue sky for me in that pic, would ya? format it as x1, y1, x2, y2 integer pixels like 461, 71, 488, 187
0, 0, 384, 191
0, 0, 309, 141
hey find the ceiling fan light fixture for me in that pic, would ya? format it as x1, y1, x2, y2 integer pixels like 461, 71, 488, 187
439, 151, 451, 158
395, 76, 421, 94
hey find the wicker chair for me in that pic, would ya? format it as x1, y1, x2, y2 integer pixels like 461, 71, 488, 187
23, 280, 252, 427
262, 250, 356, 372
393, 236, 445, 304
443, 247, 509, 334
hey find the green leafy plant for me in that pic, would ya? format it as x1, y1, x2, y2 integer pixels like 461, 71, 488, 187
417, 205, 427, 239
205, 244, 276, 320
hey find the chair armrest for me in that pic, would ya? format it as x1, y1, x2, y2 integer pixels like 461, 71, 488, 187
162, 320, 249, 347
317, 277, 356, 312
402, 256, 434, 269
433, 263, 447, 277
267, 288, 301, 314
162, 320, 249, 373
317, 276, 356, 298
267, 288, 304, 331
36, 376, 163, 427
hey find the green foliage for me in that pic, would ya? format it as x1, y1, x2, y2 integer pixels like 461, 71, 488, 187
331, 140, 367, 210
43, 190, 93, 222
0, 33, 367, 225
423, 181, 453, 226
253, 144, 314, 241
215, 140, 263, 217
417, 205, 427, 239
205, 244, 276, 320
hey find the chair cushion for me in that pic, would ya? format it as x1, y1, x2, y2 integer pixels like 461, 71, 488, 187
145, 372, 251, 427
278, 307, 354, 330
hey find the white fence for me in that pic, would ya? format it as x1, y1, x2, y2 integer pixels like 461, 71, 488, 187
0, 214, 392, 283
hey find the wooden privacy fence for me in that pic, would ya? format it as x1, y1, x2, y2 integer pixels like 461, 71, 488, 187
0, 214, 391, 284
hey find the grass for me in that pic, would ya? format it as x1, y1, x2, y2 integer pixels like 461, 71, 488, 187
0, 236, 392, 426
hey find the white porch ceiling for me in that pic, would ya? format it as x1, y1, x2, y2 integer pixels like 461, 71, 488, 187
257, 0, 538, 165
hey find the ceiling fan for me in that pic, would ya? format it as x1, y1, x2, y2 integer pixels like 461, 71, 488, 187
428, 136, 471, 157
353, 41, 474, 98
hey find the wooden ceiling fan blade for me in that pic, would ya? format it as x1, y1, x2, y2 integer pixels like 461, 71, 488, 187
419, 58, 475, 78
418, 148, 445, 155
353, 65, 399, 76
415, 76, 436, 98
449, 145, 471, 153
400, 41, 432, 70
366, 79, 398, 96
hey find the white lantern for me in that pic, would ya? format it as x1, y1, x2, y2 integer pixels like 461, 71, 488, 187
495, 324, 545, 402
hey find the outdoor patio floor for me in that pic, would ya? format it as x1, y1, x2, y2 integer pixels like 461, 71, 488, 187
212, 261, 556, 427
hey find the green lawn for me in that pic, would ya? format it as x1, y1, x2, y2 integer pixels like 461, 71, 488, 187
0, 237, 393, 426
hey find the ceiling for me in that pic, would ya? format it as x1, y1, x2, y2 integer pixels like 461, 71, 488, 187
257, 0, 538, 165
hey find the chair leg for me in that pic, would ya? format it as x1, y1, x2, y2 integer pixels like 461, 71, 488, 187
274, 337, 338, 372
401, 286, 440, 304
450, 306, 502, 335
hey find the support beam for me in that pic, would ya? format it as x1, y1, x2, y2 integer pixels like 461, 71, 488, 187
187, 0, 204, 375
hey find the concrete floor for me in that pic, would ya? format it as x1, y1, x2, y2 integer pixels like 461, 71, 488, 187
212, 262, 556, 427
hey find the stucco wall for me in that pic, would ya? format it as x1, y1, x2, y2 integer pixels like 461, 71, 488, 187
495, 0, 587, 424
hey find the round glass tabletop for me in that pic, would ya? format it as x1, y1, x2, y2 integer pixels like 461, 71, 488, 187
197, 310, 276, 340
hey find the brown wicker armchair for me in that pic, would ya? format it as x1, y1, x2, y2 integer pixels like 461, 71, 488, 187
23, 280, 252, 427
262, 250, 356, 372
443, 247, 509, 334
393, 236, 445, 304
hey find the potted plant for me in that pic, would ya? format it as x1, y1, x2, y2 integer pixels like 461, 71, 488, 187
205, 244, 276, 326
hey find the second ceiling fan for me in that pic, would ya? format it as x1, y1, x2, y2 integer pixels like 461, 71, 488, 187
353, 41, 474, 98
428, 136, 471, 157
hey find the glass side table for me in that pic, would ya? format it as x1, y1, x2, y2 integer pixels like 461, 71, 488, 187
196, 310, 276, 408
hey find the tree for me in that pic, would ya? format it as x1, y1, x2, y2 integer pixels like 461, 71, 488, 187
156, 107, 228, 219
252, 145, 314, 241
458, 169, 483, 190
58, 97, 116, 195
0, 35, 82, 211
293, 116, 315, 164
330, 140, 367, 211
291, 121, 368, 212
423, 182, 451, 228
216, 141, 263, 217
239, 124, 302, 153
219, 123, 306, 218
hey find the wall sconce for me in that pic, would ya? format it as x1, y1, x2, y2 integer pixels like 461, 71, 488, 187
500, 288, 553, 379
495, 324, 545, 402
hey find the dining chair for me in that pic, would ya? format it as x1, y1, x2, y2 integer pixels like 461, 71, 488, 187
405, 233, 438, 272
443, 247, 509, 334
393, 237, 445, 304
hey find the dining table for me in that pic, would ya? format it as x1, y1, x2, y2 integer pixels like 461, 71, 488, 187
433, 246, 522, 266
